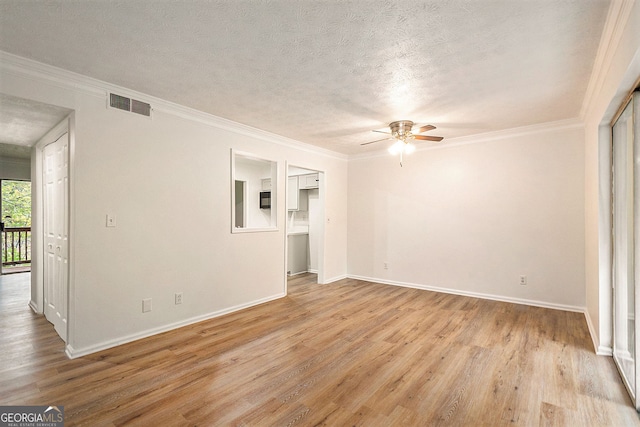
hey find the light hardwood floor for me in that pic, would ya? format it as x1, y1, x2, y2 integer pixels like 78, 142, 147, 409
1, 272, 639, 426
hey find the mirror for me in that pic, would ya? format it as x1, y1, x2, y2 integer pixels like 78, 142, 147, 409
231, 150, 278, 232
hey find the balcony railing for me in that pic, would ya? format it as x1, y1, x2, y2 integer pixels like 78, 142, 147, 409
2, 227, 31, 268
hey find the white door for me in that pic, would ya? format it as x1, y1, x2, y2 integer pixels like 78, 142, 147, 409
43, 132, 69, 342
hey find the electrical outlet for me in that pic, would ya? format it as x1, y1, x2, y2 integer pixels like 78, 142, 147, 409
519, 275, 527, 286
142, 298, 152, 312
384, 262, 389, 270
175, 292, 183, 305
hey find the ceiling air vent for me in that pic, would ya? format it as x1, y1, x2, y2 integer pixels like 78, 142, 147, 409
109, 93, 151, 118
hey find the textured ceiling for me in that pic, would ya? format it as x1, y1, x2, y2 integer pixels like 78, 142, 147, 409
0, 94, 72, 158
0, 1, 610, 155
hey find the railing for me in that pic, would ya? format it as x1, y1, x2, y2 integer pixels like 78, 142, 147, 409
2, 227, 31, 267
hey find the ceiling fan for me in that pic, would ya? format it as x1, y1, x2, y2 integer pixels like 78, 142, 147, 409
361, 120, 444, 166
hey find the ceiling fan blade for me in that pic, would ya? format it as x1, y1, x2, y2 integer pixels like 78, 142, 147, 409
413, 135, 444, 142
372, 129, 391, 134
417, 124, 436, 133
361, 137, 393, 146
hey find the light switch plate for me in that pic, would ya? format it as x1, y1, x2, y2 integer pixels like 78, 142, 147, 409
106, 214, 117, 227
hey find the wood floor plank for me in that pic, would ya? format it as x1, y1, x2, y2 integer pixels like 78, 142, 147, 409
1, 272, 640, 426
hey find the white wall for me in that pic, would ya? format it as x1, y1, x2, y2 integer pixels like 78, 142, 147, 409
6, 4, 635, 355
583, 0, 640, 354
348, 123, 586, 309
0, 156, 30, 180
0, 53, 348, 357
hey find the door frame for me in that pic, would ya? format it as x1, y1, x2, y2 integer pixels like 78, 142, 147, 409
30, 114, 74, 347
284, 163, 326, 288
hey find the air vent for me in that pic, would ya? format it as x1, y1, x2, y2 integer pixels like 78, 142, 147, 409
109, 93, 151, 117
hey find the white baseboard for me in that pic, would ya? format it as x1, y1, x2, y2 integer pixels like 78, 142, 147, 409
65, 292, 286, 359
584, 310, 613, 356
347, 275, 585, 313
287, 271, 308, 277
29, 300, 40, 314
348, 275, 617, 357
323, 274, 347, 284
65, 275, 606, 359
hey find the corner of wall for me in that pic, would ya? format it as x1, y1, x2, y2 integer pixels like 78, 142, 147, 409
584, 309, 613, 356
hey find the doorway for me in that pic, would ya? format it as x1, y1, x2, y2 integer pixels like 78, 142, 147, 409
286, 165, 325, 285
1, 179, 32, 275
612, 90, 640, 409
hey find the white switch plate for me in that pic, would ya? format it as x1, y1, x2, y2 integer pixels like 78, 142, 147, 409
142, 298, 152, 312
106, 214, 117, 227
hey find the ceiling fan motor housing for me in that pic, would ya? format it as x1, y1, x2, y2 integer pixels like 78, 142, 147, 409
390, 120, 414, 140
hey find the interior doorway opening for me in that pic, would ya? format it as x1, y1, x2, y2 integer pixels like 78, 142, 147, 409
1, 179, 32, 275
286, 165, 325, 286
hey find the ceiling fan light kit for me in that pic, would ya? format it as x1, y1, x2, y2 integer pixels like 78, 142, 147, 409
362, 120, 444, 166
388, 140, 413, 155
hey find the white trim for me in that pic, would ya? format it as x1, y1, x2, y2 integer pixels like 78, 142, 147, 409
232, 227, 279, 234
323, 274, 348, 284
585, 309, 613, 355
347, 274, 585, 313
0, 50, 347, 162
65, 291, 286, 359
28, 300, 39, 314
287, 271, 309, 277
581, 0, 637, 120
442, 118, 583, 146
0, 51, 104, 98
66, 113, 77, 347
349, 118, 584, 161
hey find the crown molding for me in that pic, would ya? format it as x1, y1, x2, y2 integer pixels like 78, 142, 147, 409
580, 0, 636, 120
348, 118, 584, 161
0, 51, 347, 162
0, 51, 104, 98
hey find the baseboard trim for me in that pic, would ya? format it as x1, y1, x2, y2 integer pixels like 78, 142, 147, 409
65, 292, 286, 359
28, 300, 40, 314
287, 271, 308, 277
347, 275, 585, 313
584, 310, 613, 356
323, 274, 348, 284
